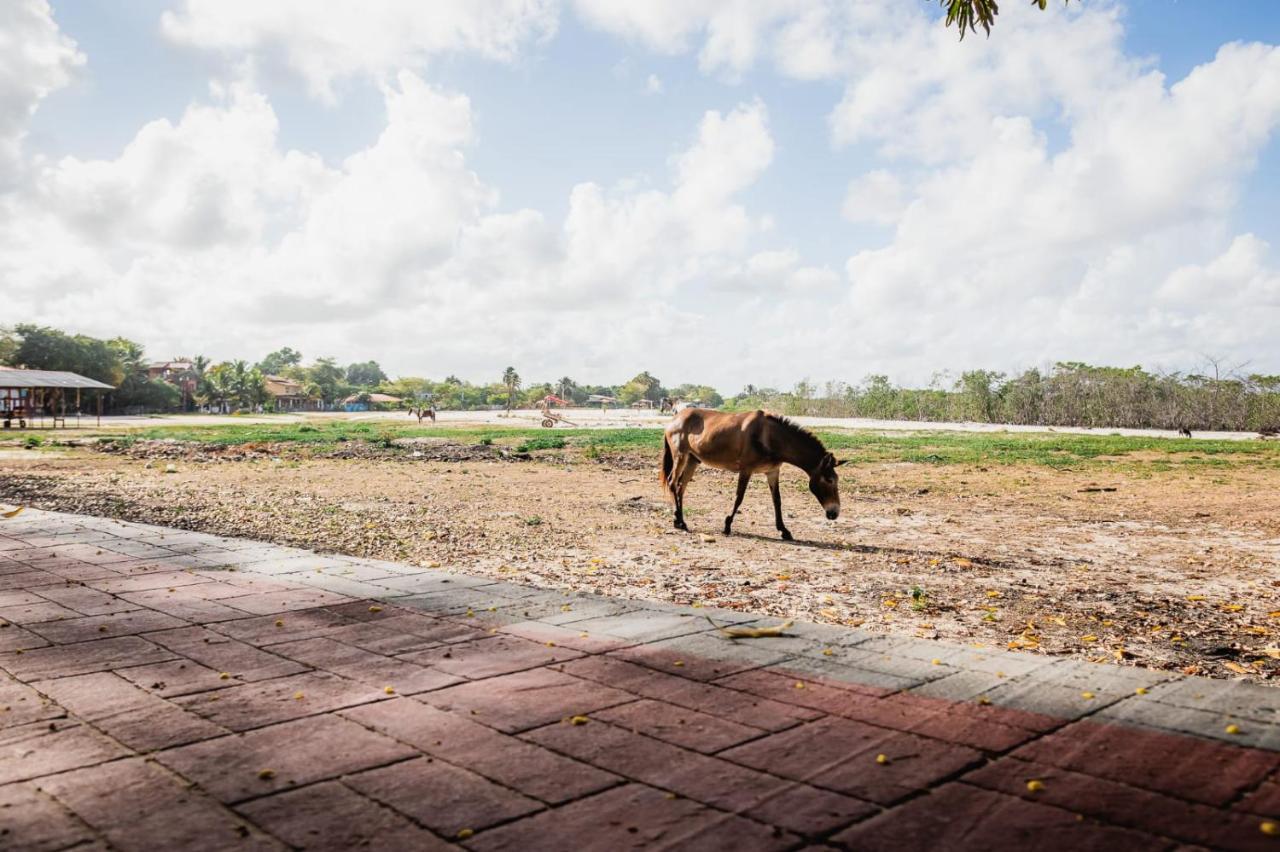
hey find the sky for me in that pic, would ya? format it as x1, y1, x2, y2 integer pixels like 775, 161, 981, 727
3, 0, 1280, 393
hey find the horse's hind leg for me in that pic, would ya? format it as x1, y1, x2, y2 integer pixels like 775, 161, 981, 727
673, 455, 699, 531
724, 472, 750, 535
767, 469, 793, 541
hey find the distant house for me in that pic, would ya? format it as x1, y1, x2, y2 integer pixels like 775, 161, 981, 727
265, 375, 320, 411
146, 360, 197, 404
146, 360, 193, 381
342, 392, 401, 412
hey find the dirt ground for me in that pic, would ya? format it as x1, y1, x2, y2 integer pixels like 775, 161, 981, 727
2, 440, 1278, 682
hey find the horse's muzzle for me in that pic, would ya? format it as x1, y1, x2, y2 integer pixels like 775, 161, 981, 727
825, 508, 839, 520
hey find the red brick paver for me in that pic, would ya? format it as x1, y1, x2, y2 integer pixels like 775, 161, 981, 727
0, 509, 1276, 851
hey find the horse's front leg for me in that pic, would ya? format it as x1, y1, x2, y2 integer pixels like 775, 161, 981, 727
724, 471, 751, 535
767, 469, 792, 541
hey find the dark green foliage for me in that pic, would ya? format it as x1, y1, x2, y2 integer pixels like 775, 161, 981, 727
941, 0, 1069, 39
346, 360, 387, 388
257, 347, 303, 376
730, 364, 1280, 433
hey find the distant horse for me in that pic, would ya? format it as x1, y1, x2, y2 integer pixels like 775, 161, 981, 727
661, 408, 846, 540
410, 406, 436, 424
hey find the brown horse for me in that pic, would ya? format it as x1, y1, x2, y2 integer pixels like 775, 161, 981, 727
410, 406, 436, 424
661, 408, 846, 540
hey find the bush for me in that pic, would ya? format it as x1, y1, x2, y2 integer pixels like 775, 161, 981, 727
517, 435, 567, 452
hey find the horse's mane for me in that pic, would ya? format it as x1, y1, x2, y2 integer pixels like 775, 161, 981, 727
763, 412, 827, 461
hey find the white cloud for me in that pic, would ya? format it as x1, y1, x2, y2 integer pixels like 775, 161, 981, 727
644, 73, 664, 95
842, 169, 905, 225
3, 62, 793, 385
161, 0, 560, 99
834, 31, 1280, 378
579, 0, 1280, 379
571, 0, 815, 79
0, 0, 83, 187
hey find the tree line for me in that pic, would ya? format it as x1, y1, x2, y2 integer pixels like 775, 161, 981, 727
734, 364, 1280, 432
4, 325, 1276, 430
383, 368, 725, 413
0, 326, 392, 414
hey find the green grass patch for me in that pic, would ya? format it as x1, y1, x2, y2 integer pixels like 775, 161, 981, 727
516, 435, 567, 452
813, 429, 1280, 469
92, 420, 1280, 471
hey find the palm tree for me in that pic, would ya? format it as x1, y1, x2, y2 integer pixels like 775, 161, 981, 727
201, 363, 235, 413
557, 376, 575, 402
502, 367, 521, 413
941, 0, 1068, 39
177, 355, 209, 411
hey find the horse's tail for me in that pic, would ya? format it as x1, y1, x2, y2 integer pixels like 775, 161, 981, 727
660, 436, 674, 501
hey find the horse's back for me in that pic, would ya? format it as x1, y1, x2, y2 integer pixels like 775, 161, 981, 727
666, 409, 762, 469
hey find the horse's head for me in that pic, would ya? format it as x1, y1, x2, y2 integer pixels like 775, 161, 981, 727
809, 452, 847, 520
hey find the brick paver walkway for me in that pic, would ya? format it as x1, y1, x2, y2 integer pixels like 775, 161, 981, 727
1, 509, 1276, 851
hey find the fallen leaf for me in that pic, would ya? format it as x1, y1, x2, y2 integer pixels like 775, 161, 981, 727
707, 617, 794, 638
0, 506, 24, 519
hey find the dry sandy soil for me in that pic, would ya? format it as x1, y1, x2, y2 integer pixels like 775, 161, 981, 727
2, 441, 1278, 682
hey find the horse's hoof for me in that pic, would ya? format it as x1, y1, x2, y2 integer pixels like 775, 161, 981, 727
780, 530, 794, 541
